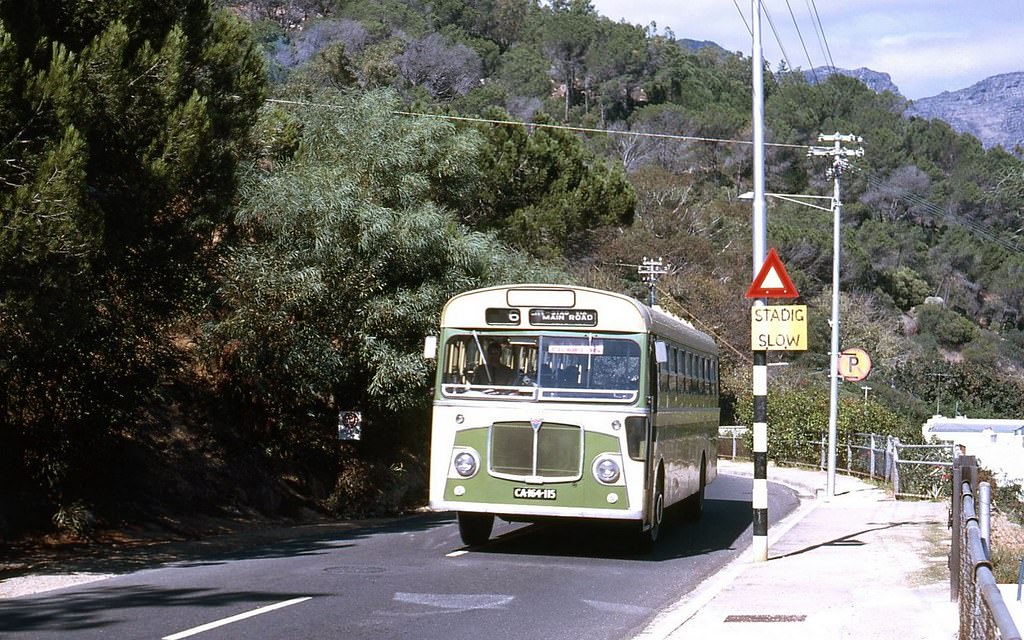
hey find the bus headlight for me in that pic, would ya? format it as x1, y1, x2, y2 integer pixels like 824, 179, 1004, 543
453, 450, 479, 478
593, 456, 621, 484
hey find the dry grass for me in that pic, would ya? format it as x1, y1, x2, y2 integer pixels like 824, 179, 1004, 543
990, 510, 1024, 583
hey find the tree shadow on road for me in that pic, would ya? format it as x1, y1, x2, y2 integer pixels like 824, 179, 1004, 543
0, 584, 324, 634
1, 512, 455, 581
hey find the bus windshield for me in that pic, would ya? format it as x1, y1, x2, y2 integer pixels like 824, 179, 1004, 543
439, 333, 641, 402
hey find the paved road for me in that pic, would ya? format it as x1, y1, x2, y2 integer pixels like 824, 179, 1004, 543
0, 473, 799, 640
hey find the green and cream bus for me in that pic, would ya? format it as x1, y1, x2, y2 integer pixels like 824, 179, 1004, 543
425, 284, 719, 550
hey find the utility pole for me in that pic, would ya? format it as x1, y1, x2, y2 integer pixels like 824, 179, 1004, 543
750, 0, 769, 563
638, 257, 669, 306
808, 132, 864, 498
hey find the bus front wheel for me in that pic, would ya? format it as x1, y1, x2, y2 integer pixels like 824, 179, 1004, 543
636, 471, 665, 554
457, 512, 494, 546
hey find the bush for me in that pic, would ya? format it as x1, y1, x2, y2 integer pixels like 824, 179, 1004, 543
51, 500, 97, 539
325, 449, 426, 517
915, 305, 980, 347
733, 384, 918, 466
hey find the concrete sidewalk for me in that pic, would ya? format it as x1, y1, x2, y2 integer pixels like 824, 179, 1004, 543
637, 459, 958, 640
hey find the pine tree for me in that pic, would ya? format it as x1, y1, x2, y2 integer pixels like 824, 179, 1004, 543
0, 1, 266, 533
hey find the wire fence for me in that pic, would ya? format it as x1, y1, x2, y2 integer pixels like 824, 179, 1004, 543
717, 428, 955, 499
952, 455, 1022, 640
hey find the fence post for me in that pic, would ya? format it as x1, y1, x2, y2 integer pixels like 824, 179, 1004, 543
1018, 558, 1023, 602
846, 441, 852, 474
892, 438, 901, 497
951, 455, 979, 602
980, 482, 991, 559
885, 436, 894, 484
951, 457, 963, 601
869, 433, 876, 480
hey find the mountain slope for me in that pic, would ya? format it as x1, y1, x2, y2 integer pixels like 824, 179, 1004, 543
905, 72, 1024, 153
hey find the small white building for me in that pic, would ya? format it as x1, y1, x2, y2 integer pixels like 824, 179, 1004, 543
922, 416, 1024, 488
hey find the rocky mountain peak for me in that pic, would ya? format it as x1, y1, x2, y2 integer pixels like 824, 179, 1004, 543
905, 72, 1024, 153
802, 66, 902, 96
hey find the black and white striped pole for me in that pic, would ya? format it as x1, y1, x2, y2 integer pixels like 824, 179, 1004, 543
752, 346, 769, 561
750, 0, 769, 562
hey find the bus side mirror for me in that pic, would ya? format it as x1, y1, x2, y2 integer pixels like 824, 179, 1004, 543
423, 335, 438, 359
654, 340, 668, 364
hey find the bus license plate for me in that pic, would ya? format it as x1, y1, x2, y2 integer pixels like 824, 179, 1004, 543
513, 487, 557, 500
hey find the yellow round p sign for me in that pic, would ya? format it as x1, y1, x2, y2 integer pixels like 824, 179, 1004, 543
837, 347, 872, 382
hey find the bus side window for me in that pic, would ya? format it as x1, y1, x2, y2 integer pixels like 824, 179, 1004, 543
703, 357, 708, 395
681, 349, 689, 397
668, 347, 676, 395
674, 347, 683, 398
697, 356, 704, 395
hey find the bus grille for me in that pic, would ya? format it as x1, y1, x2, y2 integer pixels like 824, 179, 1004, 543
489, 421, 582, 479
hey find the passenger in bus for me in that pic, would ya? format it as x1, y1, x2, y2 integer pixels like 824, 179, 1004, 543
472, 342, 517, 386
556, 364, 580, 387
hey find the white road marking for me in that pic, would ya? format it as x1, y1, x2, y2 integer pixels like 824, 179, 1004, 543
445, 549, 469, 557
161, 596, 312, 640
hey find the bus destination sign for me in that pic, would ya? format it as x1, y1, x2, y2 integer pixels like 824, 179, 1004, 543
529, 308, 598, 326
485, 307, 522, 325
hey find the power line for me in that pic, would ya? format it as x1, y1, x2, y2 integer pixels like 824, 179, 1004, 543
782, 0, 819, 82
266, 100, 1024, 258
761, 5, 795, 74
264, 98, 810, 150
805, 0, 836, 74
733, 0, 752, 37
653, 284, 751, 365
856, 168, 1024, 256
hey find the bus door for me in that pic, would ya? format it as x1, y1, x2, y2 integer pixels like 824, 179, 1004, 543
644, 339, 667, 521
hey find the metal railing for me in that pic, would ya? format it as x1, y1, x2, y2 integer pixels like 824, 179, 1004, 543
717, 428, 954, 499
952, 455, 1022, 640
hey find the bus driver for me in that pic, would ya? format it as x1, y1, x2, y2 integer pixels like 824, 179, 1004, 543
473, 342, 517, 386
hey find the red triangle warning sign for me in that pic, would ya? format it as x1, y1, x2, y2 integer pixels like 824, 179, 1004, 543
746, 248, 799, 299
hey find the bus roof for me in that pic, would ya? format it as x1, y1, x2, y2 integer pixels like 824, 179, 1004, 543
440, 284, 716, 353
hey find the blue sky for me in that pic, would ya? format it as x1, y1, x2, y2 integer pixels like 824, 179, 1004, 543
588, 0, 1023, 100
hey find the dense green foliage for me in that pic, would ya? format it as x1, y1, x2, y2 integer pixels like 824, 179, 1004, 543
465, 109, 636, 258
0, 0, 265, 533
209, 89, 563, 439
3, 0, 1024, 536
733, 386, 919, 464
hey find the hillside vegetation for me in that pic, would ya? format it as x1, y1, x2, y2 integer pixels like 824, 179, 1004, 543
2, 0, 1024, 540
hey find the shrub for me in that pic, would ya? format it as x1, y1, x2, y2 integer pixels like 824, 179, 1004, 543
733, 384, 918, 465
915, 305, 979, 347
51, 500, 97, 539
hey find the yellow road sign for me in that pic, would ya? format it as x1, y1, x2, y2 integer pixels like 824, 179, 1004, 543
751, 305, 807, 351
